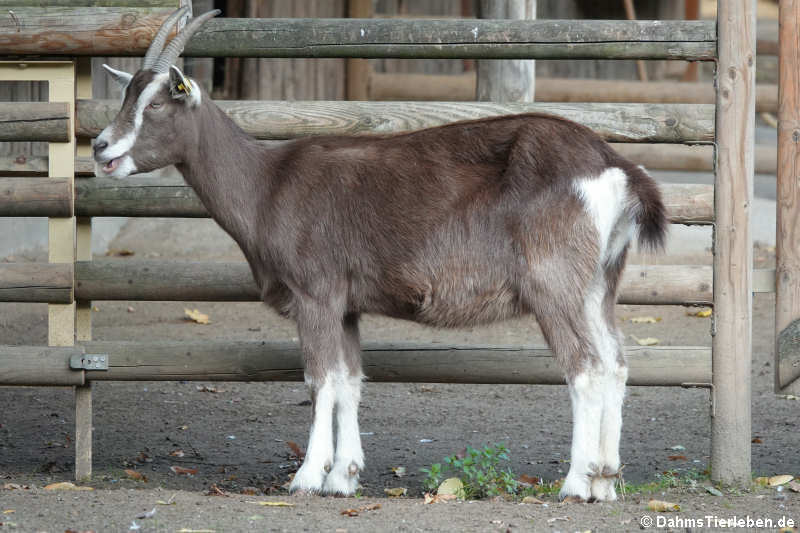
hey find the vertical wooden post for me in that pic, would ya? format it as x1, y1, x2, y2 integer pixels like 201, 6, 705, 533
476, 0, 536, 102
346, 0, 372, 101
712, 0, 755, 486
75, 58, 93, 482
776, 0, 800, 394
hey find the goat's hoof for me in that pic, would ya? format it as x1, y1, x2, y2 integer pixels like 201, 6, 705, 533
590, 476, 618, 502
322, 461, 362, 496
559, 474, 591, 503
289, 464, 327, 495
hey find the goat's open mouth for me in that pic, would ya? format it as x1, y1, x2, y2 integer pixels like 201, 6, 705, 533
102, 158, 120, 173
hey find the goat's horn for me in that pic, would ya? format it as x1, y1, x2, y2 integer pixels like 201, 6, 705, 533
152, 9, 221, 73
142, 6, 190, 71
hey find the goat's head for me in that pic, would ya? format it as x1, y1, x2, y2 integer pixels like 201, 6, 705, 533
93, 8, 220, 178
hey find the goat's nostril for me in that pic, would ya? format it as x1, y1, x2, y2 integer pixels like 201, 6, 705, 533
93, 140, 108, 154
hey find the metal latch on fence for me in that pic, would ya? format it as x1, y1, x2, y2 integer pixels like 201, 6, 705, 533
69, 354, 108, 371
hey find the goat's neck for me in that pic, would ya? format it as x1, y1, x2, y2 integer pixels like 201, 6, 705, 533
175, 100, 275, 260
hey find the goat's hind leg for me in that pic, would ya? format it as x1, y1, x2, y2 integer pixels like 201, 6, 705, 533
532, 300, 603, 502
322, 313, 365, 495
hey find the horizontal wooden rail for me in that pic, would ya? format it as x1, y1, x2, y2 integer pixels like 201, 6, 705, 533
612, 143, 777, 175
369, 73, 779, 113
0, 6, 182, 56
74, 260, 713, 306
0, 102, 69, 142
183, 19, 716, 60
0, 263, 73, 303
0, 346, 84, 386
0, 15, 715, 59
0, 177, 73, 217
74, 178, 712, 223
0, 342, 711, 386
76, 100, 715, 143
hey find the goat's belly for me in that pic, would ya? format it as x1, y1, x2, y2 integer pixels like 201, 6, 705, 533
410, 272, 523, 328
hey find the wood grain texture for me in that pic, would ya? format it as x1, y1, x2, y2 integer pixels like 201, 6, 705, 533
74, 260, 709, 306
182, 18, 716, 60
74, 340, 710, 386
76, 99, 715, 143
74, 176, 711, 223
0, 262, 73, 303
776, 0, 800, 392
476, 0, 535, 103
0, 177, 72, 216
0, 102, 69, 142
369, 73, 779, 113
0, 345, 84, 386
0, 6, 179, 56
712, 0, 755, 486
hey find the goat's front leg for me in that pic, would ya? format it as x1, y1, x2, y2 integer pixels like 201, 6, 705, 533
289, 300, 343, 494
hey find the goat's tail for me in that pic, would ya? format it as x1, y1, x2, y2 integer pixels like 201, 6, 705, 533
626, 164, 668, 252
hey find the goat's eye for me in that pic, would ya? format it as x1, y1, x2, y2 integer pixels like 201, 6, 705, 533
148, 101, 163, 110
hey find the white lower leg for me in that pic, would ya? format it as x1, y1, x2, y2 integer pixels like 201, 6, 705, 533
561, 372, 603, 501
290, 379, 335, 493
323, 372, 364, 495
591, 364, 627, 501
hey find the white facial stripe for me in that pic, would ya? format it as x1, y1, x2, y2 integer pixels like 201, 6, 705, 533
97, 73, 168, 161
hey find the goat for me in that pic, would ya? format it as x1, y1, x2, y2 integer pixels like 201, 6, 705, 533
93, 8, 667, 501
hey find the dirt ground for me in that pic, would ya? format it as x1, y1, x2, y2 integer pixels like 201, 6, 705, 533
1, 235, 799, 531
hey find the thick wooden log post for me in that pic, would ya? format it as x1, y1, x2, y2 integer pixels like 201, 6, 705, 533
776, 0, 800, 393
477, 0, 535, 102
712, 1, 755, 486
346, 0, 372, 101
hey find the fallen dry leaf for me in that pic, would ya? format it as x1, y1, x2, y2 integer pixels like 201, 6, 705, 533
391, 466, 407, 478
184, 308, 211, 324
632, 335, 660, 346
206, 483, 228, 497
2, 510, 14, 515
247, 501, 295, 507
169, 449, 186, 457
286, 441, 305, 460
787, 481, 800, 493
518, 474, 541, 486
648, 499, 680, 512
196, 385, 223, 393
522, 495, 545, 504
2, 483, 27, 490
769, 475, 794, 487
629, 316, 661, 324
755, 476, 770, 486
124, 469, 146, 482
240, 487, 261, 495
43, 482, 93, 491
423, 492, 457, 504
105, 248, 135, 257
667, 455, 687, 461
752, 437, 763, 444
686, 308, 712, 318
437, 477, 465, 499
384, 487, 407, 497
170, 466, 198, 476
341, 503, 381, 517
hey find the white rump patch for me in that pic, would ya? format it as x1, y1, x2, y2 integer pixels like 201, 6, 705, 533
574, 168, 634, 263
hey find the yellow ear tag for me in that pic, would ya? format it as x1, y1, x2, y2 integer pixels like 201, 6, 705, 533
177, 80, 192, 94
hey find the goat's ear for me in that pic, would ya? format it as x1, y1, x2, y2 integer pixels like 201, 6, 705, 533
169, 65, 201, 107
102, 64, 133, 88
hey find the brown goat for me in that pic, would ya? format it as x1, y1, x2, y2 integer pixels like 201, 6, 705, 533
93, 9, 667, 501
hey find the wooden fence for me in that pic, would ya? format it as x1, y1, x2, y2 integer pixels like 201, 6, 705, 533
0, 1, 767, 489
